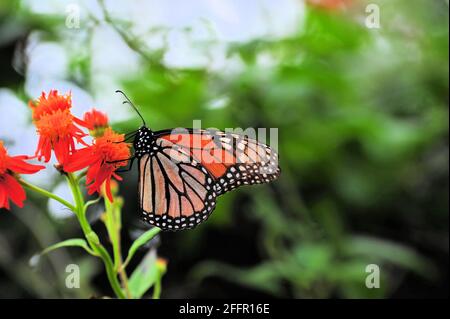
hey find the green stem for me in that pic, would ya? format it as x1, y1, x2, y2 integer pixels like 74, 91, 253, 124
19, 173, 126, 298
66, 173, 126, 299
153, 276, 162, 299
95, 243, 126, 299
103, 196, 132, 298
19, 179, 76, 212
104, 198, 120, 270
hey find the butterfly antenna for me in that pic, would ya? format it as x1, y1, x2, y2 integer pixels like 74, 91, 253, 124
115, 90, 146, 126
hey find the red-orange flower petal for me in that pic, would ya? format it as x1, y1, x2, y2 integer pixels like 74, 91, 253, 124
0, 141, 45, 210
84, 109, 109, 131
306, 0, 351, 11
29, 90, 88, 164
29, 90, 72, 121
64, 128, 130, 202
5, 155, 45, 174
1, 174, 26, 208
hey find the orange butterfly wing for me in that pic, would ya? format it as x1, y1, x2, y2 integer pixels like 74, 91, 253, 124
139, 128, 280, 231
159, 129, 280, 194
139, 137, 216, 230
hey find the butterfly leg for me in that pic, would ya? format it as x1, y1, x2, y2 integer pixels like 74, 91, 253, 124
125, 129, 138, 137
106, 157, 135, 164
114, 157, 135, 173
113, 132, 137, 143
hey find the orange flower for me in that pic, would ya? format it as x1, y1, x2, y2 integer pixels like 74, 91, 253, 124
84, 109, 109, 137
0, 141, 45, 210
306, 0, 351, 11
29, 90, 87, 164
64, 128, 130, 202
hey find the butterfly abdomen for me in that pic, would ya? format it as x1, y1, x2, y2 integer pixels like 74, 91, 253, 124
133, 126, 157, 158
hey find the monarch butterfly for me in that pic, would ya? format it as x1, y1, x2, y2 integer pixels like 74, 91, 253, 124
117, 91, 280, 231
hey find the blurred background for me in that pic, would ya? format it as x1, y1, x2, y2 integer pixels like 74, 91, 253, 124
0, 0, 448, 298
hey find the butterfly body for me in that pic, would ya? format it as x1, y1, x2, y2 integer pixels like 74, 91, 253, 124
132, 125, 280, 231
133, 126, 156, 158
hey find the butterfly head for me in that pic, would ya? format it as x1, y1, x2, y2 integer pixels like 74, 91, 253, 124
133, 126, 155, 158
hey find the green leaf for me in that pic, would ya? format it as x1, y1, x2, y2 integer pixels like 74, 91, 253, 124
40, 238, 97, 258
83, 196, 101, 212
123, 227, 161, 269
345, 236, 437, 280
128, 249, 159, 298
190, 261, 285, 296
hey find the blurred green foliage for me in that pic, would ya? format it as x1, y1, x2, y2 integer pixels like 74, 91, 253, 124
0, 0, 448, 298
119, 1, 448, 298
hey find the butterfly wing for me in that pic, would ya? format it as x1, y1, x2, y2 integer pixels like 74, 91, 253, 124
139, 128, 280, 231
155, 128, 280, 195
139, 137, 216, 231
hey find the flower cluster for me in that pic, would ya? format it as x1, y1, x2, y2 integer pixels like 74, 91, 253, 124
29, 90, 87, 164
0, 142, 44, 209
0, 90, 131, 210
